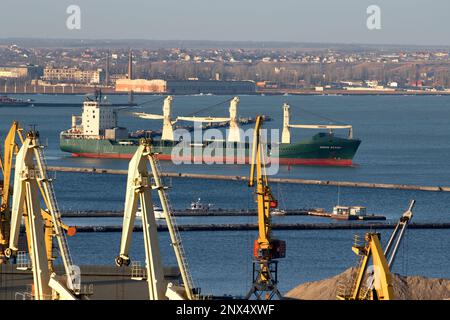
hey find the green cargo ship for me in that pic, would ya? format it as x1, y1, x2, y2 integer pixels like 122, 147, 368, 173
59, 94, 361, 166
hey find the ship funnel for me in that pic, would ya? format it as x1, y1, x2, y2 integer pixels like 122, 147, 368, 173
282, 103, 291, 144
161, 96, 174, 141
227, 96, 241, 142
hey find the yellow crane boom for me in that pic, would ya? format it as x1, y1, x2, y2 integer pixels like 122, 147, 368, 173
246, 115, 285, 300
337, 200, 415, 300
0, 121, 20, 259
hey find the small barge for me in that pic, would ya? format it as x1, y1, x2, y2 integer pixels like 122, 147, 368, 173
307, 205, 386, 221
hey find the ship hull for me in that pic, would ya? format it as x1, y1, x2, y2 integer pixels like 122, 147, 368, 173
70, 152, 353, 166
61, 133, 361, 166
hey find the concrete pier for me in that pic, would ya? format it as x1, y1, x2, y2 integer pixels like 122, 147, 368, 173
47, 166, 450, 192
61, 209, 310, 217
72, 222, 450, 232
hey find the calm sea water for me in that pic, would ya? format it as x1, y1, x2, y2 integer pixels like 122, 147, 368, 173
0, 94, 449, 296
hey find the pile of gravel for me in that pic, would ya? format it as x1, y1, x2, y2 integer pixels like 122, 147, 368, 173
285, 268, 450, 300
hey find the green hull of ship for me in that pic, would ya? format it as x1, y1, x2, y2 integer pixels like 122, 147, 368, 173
60, 132, 361, 166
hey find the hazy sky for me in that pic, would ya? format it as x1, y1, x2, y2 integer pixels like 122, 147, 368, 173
1, 0, 449, 45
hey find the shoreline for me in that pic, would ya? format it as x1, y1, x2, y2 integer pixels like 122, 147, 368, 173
2, 89, 450, 96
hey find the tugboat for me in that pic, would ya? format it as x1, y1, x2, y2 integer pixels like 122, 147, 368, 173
0, 95, 31, 107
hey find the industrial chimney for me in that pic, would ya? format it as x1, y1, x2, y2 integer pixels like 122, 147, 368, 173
128, 50, 133, 80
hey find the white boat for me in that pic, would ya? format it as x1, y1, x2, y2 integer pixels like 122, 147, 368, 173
332, 205, 366, 216
271, 183, 287, 216
153, 206, 165, 219
136, 205, 165, 219
189, 198, 213, 212
271, 208, 286, 216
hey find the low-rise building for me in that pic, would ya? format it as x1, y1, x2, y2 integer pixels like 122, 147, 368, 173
115, 79, 256, 94
115, 79, 167, 93
43, 67, 104, 84
166, 80, 255, 94
0, 65, 43, 79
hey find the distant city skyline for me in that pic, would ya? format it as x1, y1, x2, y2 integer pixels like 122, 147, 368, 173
1, 0, 450, 46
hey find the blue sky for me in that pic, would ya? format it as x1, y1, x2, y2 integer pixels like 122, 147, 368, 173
0, 0, 449, 45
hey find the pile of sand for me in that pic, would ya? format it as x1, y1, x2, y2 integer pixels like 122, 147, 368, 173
285, 268, 450, 300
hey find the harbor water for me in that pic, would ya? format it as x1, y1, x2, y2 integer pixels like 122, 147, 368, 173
0, 94, 449, 296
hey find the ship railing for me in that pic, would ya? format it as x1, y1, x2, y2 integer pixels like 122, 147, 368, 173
15, 284, 53, 300
353, 234, 364, 248
16, 251, 32, 271
130, 261, 146, 281
15, 291, 34, 300
15, 285, 35, 300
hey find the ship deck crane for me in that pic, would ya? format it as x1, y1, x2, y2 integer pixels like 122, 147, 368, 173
115, 138, 197, 300
245, 115, 286, 300
337, 200, 415, 300
281, 103, 354, 143
133, 96, 176, 141
4, 131, 89, 300
0, 122, 75, 269
177, 96, 241, 142
134, 96, 242, 143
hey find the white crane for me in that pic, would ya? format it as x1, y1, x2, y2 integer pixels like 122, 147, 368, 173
177, 96, 241, 142
281, 103, 354, 144
115, 138, 196, 300
5, 131, 91, 300
133, 96, 176, 141
134, 96, 242, 143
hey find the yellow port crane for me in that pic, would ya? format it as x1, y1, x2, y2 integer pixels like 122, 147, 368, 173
245, 115, 286, 300
0, 122, 76, 270
337, 200, 415, 300
0, 121, 20, 262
